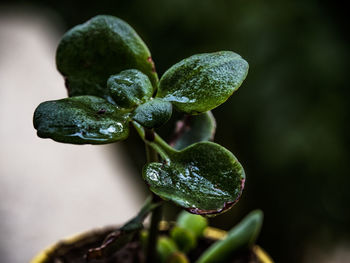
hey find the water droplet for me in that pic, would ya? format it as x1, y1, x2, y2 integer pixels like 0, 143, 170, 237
99, 126, 117, 135
149, 170, 159, 182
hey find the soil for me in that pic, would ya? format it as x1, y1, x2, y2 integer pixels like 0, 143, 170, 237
43, 228, 259, 263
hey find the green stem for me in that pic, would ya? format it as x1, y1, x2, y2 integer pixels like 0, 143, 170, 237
86, 196, 162, 260
147, 196, 162, 263
132, 121, 176, 162
145, 137, 159, 163
154, 132, 177, 156
144, 129, 163, 263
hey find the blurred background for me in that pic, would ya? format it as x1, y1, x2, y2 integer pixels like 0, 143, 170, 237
0, 0, 349, 262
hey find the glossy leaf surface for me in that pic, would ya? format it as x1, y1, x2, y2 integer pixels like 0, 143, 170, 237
197, 210, 263, 263
157, 51, 248, 114
108, 69, 153, 109
143, 142, 245, 215
133, 98, 172, 128
56, 15, 158, 99
170, 111, 216, 150
33, 96, 131, 144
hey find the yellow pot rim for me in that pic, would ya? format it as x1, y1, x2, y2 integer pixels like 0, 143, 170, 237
31, 225, 274, 263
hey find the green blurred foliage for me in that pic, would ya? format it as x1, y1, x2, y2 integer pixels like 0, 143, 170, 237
10, 0, 349, 261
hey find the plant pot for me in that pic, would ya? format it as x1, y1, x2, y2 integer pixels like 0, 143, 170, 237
31, 224, 273, 263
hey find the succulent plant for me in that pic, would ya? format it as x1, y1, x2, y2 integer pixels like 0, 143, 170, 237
33, 15, 261, 262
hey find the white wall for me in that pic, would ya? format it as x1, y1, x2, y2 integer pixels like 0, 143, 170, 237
0, 8, 143, 263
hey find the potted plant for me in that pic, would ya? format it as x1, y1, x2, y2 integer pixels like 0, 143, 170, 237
31, 15, 273, 263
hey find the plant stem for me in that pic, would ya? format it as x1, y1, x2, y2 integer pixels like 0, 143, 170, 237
133, 121, 176, 163
147, 196, 162, 263
145, 128, 163, 263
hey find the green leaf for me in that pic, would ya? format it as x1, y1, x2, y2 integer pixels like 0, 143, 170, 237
143, 142, 245, 215
170, 226, 197, 253
33, 96, 131, 144
157, 51, 248, 114
196, 210, 263, 263
170, 111, 216, 150
168, 252, 190, 263
107, 69, 153, 109
157, 237, 178, 263
132, 98, 172, 129
176, 211, 208, 238
56, 15, 158, 99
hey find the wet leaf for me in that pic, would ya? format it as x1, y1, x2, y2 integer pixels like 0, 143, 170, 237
197, 210, 263, 263
133, 98, 172, 129
143, 142, 245, 215
107, 69, 154, 109
157, 51, 248, 114
56, 15, 158, 99
33, 96, 131, 144
170, 111, 216, 150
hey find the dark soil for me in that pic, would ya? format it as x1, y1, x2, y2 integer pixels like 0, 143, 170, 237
43, 228, 259, 263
